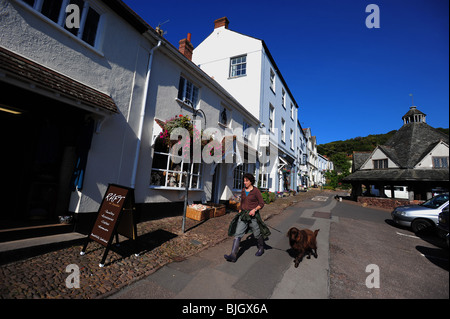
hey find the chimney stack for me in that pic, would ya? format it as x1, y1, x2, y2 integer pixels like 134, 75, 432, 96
179, 33, 194, 61
214, 17, 229, 29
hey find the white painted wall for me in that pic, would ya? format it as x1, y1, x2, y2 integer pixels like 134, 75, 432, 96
194, 26, 262, 119
415, 142, 449, 169
194, 23, 301, 192
361, 147, 399, 170
2, 0, 151, 213
3, 2, 261, 218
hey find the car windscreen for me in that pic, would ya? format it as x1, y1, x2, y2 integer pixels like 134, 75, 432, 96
421, 194, 449, 208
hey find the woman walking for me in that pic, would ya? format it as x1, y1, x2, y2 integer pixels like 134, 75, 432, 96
224, 173, 270, 262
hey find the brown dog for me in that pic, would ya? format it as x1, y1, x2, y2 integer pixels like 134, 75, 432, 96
287, 227, 320, 268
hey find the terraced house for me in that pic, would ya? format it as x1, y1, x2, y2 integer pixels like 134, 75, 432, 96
193, 17, 306, 193
0, 0, 259, 238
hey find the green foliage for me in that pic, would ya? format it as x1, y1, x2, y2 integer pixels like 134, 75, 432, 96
317, 130, 398, 157
262, 191, 276, 204
325, 170, 350, 190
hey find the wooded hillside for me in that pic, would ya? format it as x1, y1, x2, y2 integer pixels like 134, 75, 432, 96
317, 128, 449, 158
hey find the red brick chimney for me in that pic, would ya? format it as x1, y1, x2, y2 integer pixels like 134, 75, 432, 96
214, 17, 229, 29
179, 33, 193, 61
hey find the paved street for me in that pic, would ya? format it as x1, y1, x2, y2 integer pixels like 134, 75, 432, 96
109, 194, 336, 299
330, 201, 449, 299
109, 193, 449, 299
1, 190, 448, 300
109, 195, 335, 299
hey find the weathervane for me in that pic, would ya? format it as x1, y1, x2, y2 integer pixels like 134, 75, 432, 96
409, 93, 414, 106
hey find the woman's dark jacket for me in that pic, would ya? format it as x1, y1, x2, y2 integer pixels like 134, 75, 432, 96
228, 210, 271, 239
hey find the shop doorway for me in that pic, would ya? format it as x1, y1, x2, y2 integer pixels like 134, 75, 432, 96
0, 82, 92, 229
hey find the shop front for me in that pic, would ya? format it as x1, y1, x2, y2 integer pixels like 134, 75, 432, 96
0, 47, 117, 237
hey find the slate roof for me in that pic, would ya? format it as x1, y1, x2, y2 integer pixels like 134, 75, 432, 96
344, 120, 449, 183
384, 122, 448, 168
352, 152, 371, 171
344, 168, 449, 182
0, 46, 118, 114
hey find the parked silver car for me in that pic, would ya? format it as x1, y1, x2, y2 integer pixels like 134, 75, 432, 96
391, 193, 449, 233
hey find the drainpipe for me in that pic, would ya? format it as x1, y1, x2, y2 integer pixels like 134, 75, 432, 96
131, 40, 162, 188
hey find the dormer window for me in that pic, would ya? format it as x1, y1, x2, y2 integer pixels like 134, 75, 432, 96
373, 159, 388, 169
433, 157, 449, 168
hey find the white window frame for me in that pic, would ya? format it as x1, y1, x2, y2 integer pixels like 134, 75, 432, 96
258, 172, 269, 189
19, 0, 103, 49
229, 55, 247, 78
281, 118, 285, 143
290, 103, 294, 120
290, 129, 294, 150
178, 76, 200, 108
233, 163, 255, 190
233, 164, 246, 190
373, 158, 388, 169
282, 89, 286, 108
269, 104, 274, 133
150, 150, 203, 190
243, 121, 250, 140
433, 156, 449, 168
270, 68, 276, 92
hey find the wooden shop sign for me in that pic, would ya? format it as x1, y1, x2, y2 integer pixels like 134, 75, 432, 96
81, 184, 138, 267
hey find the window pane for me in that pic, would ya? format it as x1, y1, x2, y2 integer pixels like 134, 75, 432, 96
152, 152, 169, 170
178, 77, 185, 100
41, 0, 63, 23
168, 172, 181, 187
150, 170, 164, 186
22, 0, 35, 7
192, 86, 199, 106
230, 56, 246, 77
191, 175, 199, 189
185, 81, 193, 102
82, 7, 100, 46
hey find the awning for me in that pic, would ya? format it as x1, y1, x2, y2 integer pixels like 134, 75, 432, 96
0, 47, 118, 114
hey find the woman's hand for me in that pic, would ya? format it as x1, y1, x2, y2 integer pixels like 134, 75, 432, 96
249, 209, 256, 217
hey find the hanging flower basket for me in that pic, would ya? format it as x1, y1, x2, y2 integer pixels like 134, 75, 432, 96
155, 115, 215, 159
156, 115, 195, 147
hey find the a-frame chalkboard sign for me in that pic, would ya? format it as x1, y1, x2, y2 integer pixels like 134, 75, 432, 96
80, 184, 138, 267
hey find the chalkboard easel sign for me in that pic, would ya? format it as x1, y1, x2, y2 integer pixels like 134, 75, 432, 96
80, 184, 138, 267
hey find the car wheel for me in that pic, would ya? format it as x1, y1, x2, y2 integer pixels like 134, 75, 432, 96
411, 219, 433, 234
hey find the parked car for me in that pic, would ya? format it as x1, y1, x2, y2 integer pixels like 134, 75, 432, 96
437, 206, 449, 248
391, 193, 449, 233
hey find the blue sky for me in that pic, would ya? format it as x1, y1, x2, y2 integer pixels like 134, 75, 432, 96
123, 0, 449, 145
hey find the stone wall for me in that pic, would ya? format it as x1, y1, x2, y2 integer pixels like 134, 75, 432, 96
357, 196, 423, 210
